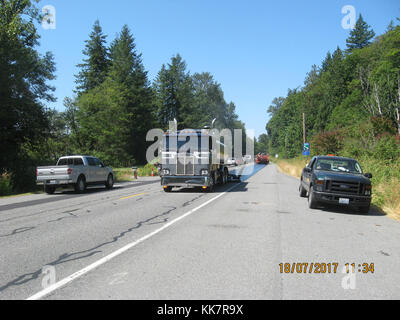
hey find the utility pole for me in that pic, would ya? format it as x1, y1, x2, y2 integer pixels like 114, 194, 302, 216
303, 113, 306, 144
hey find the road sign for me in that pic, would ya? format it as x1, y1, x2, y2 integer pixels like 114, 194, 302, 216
303, 143, 310, 156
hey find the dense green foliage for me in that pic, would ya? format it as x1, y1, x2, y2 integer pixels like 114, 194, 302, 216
266, 18, 400, 163
0, 1, 246, 193
0, 0, 56, 191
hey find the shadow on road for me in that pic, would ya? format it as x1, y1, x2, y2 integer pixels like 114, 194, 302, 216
319, 204, 386, 217
173, 182, 249, 194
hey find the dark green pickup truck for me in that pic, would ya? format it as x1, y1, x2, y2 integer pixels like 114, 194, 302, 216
299, 156, 372, 214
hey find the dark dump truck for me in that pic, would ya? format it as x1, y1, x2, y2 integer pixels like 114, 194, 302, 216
160, 129, 233, 192
299, 156, 372, 213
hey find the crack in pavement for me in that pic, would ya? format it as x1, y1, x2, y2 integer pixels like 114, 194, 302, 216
0, 226, 36, 238
0, 204, 179, 293
47, 212, 78, 223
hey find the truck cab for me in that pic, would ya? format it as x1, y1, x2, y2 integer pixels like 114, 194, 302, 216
160, 130, 229, 192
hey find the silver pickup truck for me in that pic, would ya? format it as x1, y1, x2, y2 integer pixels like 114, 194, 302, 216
36, 156, 114, 194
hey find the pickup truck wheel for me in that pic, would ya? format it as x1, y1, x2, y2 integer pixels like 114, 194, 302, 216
105, 174, 114, 190
75, 176, 86, 194
44, 185, 56, 195
308, 186, 318, 209
299, 183, 307, 198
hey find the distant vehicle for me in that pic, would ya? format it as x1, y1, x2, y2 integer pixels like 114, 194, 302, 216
299, 156, 372, 214
242, 155, 253, 164
36, 156, 114, 194
256, 153, 270, 164
226, 158, 239, 166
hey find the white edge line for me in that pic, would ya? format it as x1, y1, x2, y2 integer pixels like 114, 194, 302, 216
26, 183, 241, 300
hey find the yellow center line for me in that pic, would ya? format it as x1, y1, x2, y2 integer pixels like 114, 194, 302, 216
120, 193, 148, 200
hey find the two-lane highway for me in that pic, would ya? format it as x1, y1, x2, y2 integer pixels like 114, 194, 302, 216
0, 164, 399, 300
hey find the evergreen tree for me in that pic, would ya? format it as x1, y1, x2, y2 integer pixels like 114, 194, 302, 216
321, 51, 332, 72
346, 14, 375, 53
191, 72, 226, 128
75, 20, 109, 93
108, 25, 155, 163
386, 20, 395, 32
0, 0, 56, 190
153, 54, 194, 129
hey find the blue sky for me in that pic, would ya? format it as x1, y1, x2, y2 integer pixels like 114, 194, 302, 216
36, 0, 400, 137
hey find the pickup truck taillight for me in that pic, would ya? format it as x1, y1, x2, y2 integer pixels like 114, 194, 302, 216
67, 168, 73, 175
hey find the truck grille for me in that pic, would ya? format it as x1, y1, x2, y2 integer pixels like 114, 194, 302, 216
327, 180, 361, 195
176, 156, 195, 176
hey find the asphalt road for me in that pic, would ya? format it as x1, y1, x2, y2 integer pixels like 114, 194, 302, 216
0, 164, 399, 300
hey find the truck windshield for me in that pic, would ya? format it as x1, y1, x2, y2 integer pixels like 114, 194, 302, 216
315, 159, 363, 174
164, 135, 209, 153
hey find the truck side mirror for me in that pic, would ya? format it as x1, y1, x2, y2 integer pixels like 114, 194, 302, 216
304, 167, 312, 173
364, 173, 373, 179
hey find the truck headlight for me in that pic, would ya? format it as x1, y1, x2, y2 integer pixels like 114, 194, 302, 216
201, 169, 209, 176
162, 169, 170, 176
365, 185, 372, 196
314, 179, 324, 191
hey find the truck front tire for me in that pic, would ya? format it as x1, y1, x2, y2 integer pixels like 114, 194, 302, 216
299, 182, 307, 198
308, 186, 318, 209
105, 174, 114, 190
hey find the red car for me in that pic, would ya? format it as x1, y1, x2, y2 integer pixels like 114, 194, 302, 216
256, 153, 270, 165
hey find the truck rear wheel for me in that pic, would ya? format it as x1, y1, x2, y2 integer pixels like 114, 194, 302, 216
44, 185, 56, 195
75, 176, 86, 194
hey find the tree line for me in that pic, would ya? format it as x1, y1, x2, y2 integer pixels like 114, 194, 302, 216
266, 15, 400, 161
0, 0, 247, 192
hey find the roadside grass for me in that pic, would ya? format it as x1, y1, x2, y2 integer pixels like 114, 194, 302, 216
0, 173, 43, 198
272, 157, 400, 221
113, 164, 159, 182
113, 168, 134, 182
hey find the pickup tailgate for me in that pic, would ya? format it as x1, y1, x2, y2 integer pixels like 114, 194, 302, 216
36, 166, 72, 183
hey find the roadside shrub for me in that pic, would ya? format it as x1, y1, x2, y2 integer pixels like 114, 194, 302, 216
373, 133, 400, 161
0, 174, 13, 196
370, 116, 397, 136
138, 163, 159, 177
311, 130, 344, 156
